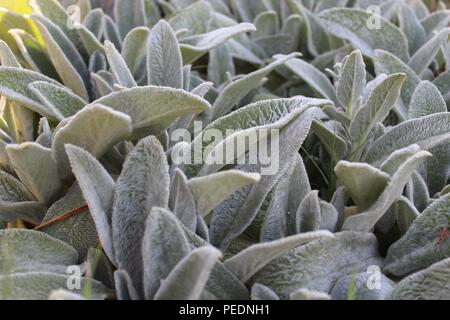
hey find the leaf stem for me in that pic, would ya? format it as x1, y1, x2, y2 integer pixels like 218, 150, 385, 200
34, 204, 88, 231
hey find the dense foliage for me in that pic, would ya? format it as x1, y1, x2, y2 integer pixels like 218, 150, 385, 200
0, 0, 449, 300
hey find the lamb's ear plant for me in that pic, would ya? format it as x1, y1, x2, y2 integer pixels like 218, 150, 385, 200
0, 0, 449, 300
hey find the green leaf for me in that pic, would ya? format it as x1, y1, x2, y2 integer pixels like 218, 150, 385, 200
83, 8, 104, 39
76, 24, 105, 55
253, 11, 279, 38
335, 161, 390, 212
208, 103, 320, 250
251, 231, 382, 299
390, 258, 450, 300
396, 196, 420, 235
398, 2, 427, 55
251, 283, 280, 300
168, 0, 213, 36
48, 289, 84, 300
295, 190, 321, 232
207, 45, 235, 87
31, 15, 90, 100
276, 54, 340, 106
311, 120, 348, 161
6, 142, 61, 204
261, 154, 311, 241
90, 86, 210, 138
113, 269, 140, 300
342, 149, 431, 232
330, 271, 394, 300
66, 145, 115, 264
379, 144, 422, 176
52, 104, 132, 180
385, 193, 450, 276
154, 246, 222, 300
113, 0, 146, 39
318, 8, 409, 62
188, 170, 261, 217
229, 0, 266, 22
112, 137, 170, 295
180, 23, 257, 65
225, 231, 333, 283
408, 28, 450, 76
0, 229, 77, 274
121, 27, 149, 80
104, 40, 137, 88
364, 113, 450, 165
421, 11, 450, 35
336, 50, 366, 116
0, 66, 63, 117
373, 50, 421, 109
207, 53, 301, 121
0, 272, 109, 300
91, 72, 113, 97
0, 170, 46, 224
30, 0, 84, 55
76, 23, 105, 55
103, 15, 122, 50
0, 40, 21, 67
147, 19, 183, 89
8, 29, 57, 78
142, 207, 190, 300
39, 185, 97, 260
349, 73, 406, 157
2, 100, 35, 143
251, 283, 279, 300
408, 81, 447, 119
406, 171, 430, 213
28, 81, 86, 120
0, 6, 43, 58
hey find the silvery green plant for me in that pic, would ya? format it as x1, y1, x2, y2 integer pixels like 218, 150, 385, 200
0, 0, 449, 300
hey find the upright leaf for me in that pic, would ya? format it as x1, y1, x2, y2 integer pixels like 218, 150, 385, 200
319, 8, 409, 62
66, 145, 115, 264
104, 40, 137, 88
224, 231, 333, 283
154, 246, 222, 300
142, 207, 190, 300
342, 149, 431, 232
147, 20, 183, 89
6, 142, 61, 204
408, 81, 447, 119
113, 0, 146, 39
385, 193, 450, 276
336, 50, 366, 116
112, 137, 170, 295
349, 73, 405, 157
52, 104, 132, 180
188, 170, 261, 217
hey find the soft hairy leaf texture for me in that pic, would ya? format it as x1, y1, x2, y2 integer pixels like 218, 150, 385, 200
89, 86, 210, 137
112, 136, 170, 296
384, 193, 450, 277
389, 258, 450, 300
251, 232, 382, 299
2, 0, 450, 301
0, 229, 78, 274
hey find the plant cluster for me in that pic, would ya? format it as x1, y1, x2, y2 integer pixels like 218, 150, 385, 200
0, 0, 449, 300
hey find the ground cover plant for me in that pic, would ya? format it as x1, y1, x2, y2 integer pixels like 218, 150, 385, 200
0, 0, 449, 300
